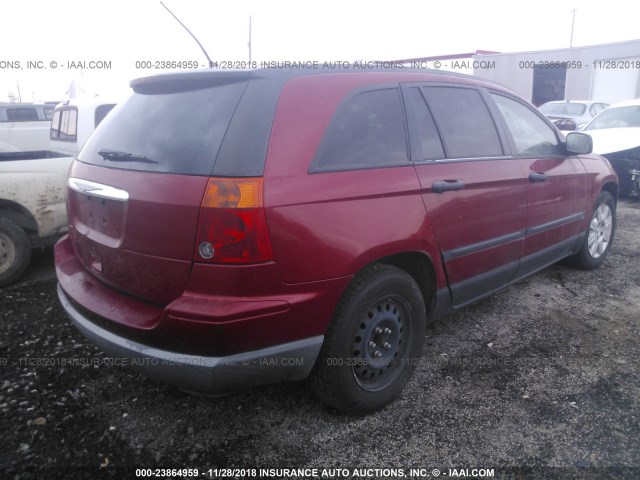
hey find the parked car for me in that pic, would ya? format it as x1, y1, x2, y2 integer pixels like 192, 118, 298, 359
0, 97, 116, 286
55, 68, 617, 414
539, 100, 608, 131
582, 98, 640, 196
0, 102, 57, 153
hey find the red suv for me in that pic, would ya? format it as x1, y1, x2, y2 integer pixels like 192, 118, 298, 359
55, 68, 617, 414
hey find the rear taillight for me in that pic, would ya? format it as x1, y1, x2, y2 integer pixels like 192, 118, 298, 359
194, 178, 273, 264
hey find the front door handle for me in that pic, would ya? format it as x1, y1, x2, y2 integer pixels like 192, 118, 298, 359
529, 172, 548, 182
432, 180, 465, 193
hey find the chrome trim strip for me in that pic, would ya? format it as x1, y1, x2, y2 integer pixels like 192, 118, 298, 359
67, 177, 129, 202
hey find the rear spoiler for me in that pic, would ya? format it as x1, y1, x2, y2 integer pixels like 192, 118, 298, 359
130, 70, 259, 94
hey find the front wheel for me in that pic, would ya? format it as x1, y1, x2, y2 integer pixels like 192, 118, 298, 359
310, 264, 426, 415
570, 191, 616, 270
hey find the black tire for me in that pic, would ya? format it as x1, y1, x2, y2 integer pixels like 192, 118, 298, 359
310, 264, 427, 415
0, 217, 32, 287
570, 191, 616, 270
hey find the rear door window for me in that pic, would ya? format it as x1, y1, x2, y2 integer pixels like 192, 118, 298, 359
312, 88, 409, 172
421, 87, 503, 158
78, 79, 248, 176
406, 87, 445, 161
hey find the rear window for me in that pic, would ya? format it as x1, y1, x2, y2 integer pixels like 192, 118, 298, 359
78, 80, 248, 176
539, 102, 587, 116
584, 105, 640, 130
7, 108, 38, 122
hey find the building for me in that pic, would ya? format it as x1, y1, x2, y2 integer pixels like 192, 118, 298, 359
472, 39, 640, 106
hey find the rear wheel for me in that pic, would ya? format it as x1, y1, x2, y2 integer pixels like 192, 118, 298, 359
570, 191, 615, 270
0, 217, 31, 287
310, 264, 426, 415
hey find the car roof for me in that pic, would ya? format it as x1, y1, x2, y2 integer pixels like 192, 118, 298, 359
0, 103, 53, 107
130, 66, 509, 93
541, 100, 605, 105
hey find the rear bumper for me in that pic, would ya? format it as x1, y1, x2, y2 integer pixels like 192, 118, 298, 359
58, 283, 323, 394
55, 234, 348, 356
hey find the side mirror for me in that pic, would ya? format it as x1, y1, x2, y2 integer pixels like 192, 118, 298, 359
565, 132, 592, 155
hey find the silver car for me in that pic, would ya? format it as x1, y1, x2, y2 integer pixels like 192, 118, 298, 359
539, 100, 609, 131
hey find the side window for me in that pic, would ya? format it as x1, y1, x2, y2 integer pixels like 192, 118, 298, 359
491, 94, 560, 156
50, 108, 78, 141
44, 107, 54, 120
7, 108, 38, 122
421, 87, 503, 158
95, 104, 116, 127
594, 103, 607, 115
589, 104, 607, 117
313, 88, 408, 171
407, 87, 445, 161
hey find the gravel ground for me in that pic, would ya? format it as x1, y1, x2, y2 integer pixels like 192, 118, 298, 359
1, 200, 639, 480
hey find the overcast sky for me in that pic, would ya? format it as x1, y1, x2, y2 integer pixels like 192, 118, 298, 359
1, 0, 639, 102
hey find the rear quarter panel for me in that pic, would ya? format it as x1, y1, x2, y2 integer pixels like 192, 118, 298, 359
263, 73, 446, 287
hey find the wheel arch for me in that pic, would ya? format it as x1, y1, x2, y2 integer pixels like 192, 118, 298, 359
601, 181, 618, 203
0, 199, 39, 236
349, 251, 439, 324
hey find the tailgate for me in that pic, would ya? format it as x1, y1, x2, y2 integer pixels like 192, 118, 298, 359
67, 162, 209, 304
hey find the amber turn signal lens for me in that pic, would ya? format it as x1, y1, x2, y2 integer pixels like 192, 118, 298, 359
201, 178, 263, 209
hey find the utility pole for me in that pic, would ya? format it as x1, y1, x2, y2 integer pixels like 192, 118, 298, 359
569, 8, 577, 48
248, 15, 252, 63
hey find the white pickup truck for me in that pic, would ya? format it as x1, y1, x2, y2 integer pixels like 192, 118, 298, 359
0, 98, 116, 286
0, 103, 56, 153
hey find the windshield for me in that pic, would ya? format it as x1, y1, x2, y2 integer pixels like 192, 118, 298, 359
584, 106, 640, 131
539, 102, 586, 117
78, 79, 248, 175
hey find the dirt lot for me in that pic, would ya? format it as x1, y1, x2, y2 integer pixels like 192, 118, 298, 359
1, 200, 639, 480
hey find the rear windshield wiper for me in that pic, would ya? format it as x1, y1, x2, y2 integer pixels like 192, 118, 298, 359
98, 149, 159, 164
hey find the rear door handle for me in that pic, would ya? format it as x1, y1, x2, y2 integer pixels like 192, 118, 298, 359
529, 172, 548, 183
432, 180, 465, 193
